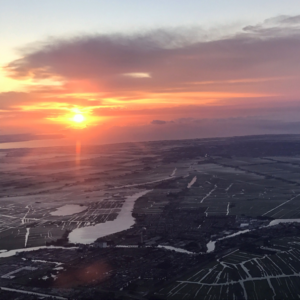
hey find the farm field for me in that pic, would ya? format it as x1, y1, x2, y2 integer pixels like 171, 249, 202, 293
158, 236, 300, 300
2, 136, 300, 299
3, 139, 300, 250
0, 142, 193, 250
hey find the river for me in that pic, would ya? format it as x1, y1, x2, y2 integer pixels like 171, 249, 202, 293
68, 190, 150, 244
206, 218, 300, 253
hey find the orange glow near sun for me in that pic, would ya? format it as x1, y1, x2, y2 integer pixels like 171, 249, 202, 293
46, 106, 105, 129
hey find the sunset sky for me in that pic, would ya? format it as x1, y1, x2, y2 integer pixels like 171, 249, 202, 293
2, 0, 300, 145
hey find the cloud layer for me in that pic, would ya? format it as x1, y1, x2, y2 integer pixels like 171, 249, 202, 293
2, 15, 300, 142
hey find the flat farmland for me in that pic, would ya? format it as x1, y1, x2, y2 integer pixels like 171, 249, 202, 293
158, 236, 300, 300
3, 137, 300, 299
0, 143, 195, 250
178, 161, 300, 218
3, 146, 300, 251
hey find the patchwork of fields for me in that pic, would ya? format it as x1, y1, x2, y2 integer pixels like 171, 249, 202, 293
2, 136, 300, 299
159, 236, 300, 300
2, 143, 300, 250
0, 143, 196, 250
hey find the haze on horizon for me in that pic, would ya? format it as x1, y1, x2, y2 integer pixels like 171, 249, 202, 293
2, 0, 300, 146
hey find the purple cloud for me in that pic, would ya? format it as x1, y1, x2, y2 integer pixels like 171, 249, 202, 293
151, 119, 167, 125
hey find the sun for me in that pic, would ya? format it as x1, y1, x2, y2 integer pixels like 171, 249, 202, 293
73, 114, 85, 123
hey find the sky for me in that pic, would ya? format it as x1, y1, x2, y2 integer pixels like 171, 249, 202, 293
2, 0, 300, 145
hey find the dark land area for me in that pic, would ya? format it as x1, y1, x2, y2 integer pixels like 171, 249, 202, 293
2, 135, 300, 299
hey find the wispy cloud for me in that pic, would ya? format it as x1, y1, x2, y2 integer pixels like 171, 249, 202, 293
122, 72, 151, 78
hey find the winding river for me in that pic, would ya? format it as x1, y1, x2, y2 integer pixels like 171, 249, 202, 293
68, 190, 150, 244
